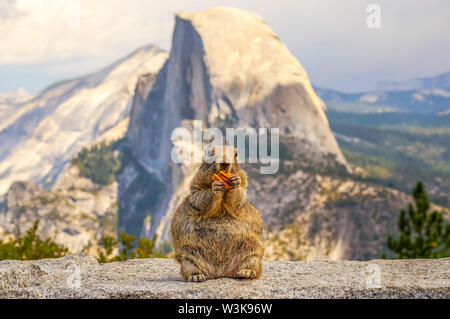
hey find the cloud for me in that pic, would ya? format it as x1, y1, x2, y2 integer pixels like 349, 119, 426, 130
0, 0, 26, 21
0, 0, 179, 64
0, 0, 449, 92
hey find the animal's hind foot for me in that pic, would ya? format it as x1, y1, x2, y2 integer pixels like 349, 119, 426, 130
187, 274, 208, 282
235, 269, 257, 280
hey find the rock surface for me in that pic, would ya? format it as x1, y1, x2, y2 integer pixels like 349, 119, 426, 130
0, 166, 119, 253
0, 7, 448, 263
114, 7, 449, 261
0, 253, 449, 298
118, 6, 348, 246
0, 44, 167, 195
0, 45, 167, 254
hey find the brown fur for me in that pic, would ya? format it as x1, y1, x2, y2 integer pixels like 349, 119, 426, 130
170, 145, 264, 282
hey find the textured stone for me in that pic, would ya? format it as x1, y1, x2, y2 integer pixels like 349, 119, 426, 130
0, 260, 45, 290
0, 253, 448, 298
0, 44, 167, 195
119, 6, 348, 249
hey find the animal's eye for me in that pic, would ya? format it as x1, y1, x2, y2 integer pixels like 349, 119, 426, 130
234, 151, 238, 157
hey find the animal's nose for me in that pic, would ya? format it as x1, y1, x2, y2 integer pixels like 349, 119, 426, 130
220, 163, 230, 169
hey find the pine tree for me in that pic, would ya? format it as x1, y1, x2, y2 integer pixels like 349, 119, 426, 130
71, 141, 122, 185
385, 182, 450, 258
96, 231, 166, 263
0, 220, 69, 260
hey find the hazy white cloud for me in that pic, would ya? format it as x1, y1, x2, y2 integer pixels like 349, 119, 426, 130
0, 0, 174, 64
0, 0, 449, 92
0, 0, 25, 20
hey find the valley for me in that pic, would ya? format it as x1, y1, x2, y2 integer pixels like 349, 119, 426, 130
0, 7, 448, 262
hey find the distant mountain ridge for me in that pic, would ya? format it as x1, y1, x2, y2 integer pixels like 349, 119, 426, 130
314, 80, 450, 115
118, 6, 348, 243
377, 71, 450, 91
1, 7, 447, 261
0, 88, 34, 130
112, 7, 435, 261
0, 45, 168, 195
0, 88, 34, 105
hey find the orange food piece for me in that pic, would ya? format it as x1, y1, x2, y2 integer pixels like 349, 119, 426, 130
219, 170, 232, 181
212, 170, 232, 189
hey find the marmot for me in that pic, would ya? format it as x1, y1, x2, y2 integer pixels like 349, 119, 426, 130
170, 142, 264, 282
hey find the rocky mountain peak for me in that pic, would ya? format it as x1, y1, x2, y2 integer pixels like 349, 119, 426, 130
128, 7, 346, 175
0, 44, 168, 195
120, 7, 348, 244
180, 7, 344, 163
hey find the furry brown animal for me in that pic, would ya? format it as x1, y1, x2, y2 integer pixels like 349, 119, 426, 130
170, 143, 264, 282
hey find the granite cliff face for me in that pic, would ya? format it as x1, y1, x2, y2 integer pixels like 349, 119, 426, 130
0, 45, 168, 254
119, 7, 348, 247
1, 7, 447, 261
0, 45, 167, 195
0, 166, 118, 253
0, 89, 34, 127
116, 8, 450, 260
126, 7, 345, 163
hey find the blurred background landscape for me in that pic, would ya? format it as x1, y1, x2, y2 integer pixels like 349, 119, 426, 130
0, 1, 449, 262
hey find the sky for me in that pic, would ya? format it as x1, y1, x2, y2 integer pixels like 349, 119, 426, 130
0, 0, 449, 94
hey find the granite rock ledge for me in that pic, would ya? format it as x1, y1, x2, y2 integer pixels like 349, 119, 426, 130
0, 253, 449, 298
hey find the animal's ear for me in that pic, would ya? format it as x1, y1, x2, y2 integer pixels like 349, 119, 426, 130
203, 136, 215, 156
203, 142, 215, 164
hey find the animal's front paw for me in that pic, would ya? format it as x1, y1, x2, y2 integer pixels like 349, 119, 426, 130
212, 181, 226, 194
187, 274, 208, 282
235, 269, 257, 280
228, 175, 241, 189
